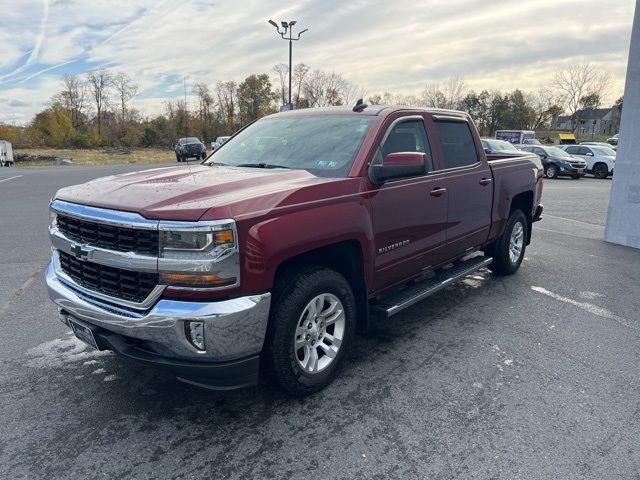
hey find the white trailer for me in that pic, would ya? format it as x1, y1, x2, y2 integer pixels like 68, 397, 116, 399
0, 140, 14, 167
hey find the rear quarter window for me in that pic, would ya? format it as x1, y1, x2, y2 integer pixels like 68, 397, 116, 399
434, 121, 478, 169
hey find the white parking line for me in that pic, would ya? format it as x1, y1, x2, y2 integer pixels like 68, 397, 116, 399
0, 175, 23, 184
543, 213, 603, 228
530, 286, 637, 332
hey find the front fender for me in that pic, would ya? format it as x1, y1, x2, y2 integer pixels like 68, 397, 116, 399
239, 202, 374, 293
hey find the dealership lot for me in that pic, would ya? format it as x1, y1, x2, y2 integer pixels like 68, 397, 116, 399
1, 167, 638, 479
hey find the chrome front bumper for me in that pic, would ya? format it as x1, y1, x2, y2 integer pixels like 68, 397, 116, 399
45, 259, 271, 363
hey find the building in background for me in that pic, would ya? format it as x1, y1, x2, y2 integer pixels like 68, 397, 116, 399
551, 105, 622, 135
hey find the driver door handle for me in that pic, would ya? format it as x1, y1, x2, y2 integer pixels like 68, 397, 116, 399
430, 187, 447, 197
479, 178, 492, 186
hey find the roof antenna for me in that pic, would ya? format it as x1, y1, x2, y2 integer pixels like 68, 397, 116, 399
353, 98, 368, 112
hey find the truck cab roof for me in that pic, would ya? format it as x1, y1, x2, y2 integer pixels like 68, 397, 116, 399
273, 105, 469, 119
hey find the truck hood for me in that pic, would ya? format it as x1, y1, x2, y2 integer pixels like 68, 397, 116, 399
54, 165, 354, 221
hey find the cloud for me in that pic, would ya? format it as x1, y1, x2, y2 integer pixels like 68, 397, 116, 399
0, 0, 635, 124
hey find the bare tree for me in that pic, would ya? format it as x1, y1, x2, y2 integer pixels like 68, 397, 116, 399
112, 72, 138, 125
86, 68, 112, 135
273, 63, 289, 105
293, 63, 310, 106
525, 88, 565, 130
552, 63, 611, 133
53, 73, 86, 128
421, 75, 467, 109
215, 80, 237, 133
341, 81, 367, 106
193, 82, 215, 140
303, 70, 349, 107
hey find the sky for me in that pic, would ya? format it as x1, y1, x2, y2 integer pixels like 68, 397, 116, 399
0, 0, 635, 125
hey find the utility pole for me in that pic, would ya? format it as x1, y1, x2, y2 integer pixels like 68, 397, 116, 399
268, 19, 308, 109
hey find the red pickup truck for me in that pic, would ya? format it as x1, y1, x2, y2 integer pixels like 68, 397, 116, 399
46, 104, 543, 395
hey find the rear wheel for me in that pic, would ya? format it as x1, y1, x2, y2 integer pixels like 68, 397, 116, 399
571, 174, 580, 179
488, 210, 527, 275
545, 165, 558, 179
593, 162, 608, 179
265, 266, 356, 396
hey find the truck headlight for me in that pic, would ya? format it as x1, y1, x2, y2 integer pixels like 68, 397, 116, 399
158, 220, 239, 290
49, 208, 58, 230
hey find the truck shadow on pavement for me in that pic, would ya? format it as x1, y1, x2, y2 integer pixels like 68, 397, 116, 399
5, 268, 521, 478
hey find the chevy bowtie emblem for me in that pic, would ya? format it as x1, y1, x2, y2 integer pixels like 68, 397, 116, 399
70, 243, 90, 260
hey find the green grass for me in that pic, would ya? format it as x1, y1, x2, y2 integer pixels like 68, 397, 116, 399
13, 148, 176, 167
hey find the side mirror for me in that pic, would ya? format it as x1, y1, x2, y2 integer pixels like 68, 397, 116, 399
539, 154, 548, 160
484, 148, 491, 154
586, 152, 594, 156
370, 152, 426, 184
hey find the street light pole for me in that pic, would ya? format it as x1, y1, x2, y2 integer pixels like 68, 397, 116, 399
268, 19, 308, 108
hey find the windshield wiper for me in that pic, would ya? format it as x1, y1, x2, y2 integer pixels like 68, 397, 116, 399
236, 163, 292, 169
206, 161, 229, 167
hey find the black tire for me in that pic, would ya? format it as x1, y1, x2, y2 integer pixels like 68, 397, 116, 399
593, 162, 608, 179
488, 209, 528, 275
175, 153, 180, 162
545, 165, 558, 179
265, 265, 356, 396
571, 175, 580, 179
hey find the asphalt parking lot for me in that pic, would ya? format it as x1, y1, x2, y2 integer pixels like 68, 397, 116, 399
1, 167, 638, 479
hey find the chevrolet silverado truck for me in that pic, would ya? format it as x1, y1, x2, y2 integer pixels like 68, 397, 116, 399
46, 104, 543, 396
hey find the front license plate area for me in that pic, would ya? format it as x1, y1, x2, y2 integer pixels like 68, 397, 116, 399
69, 317, 100, 350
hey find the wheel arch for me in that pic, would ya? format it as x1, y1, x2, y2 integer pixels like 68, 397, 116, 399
510, 190, 534, 245
273, 240, 369, 333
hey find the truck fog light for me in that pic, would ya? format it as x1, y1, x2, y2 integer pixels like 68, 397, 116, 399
185, 321, 206, 351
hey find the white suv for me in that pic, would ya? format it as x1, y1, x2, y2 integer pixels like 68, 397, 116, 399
561, 145, 615, 179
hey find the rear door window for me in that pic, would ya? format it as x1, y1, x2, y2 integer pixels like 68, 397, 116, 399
434, 120, 479, 169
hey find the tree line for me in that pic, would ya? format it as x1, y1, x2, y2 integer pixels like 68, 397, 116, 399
0, 62, 618, 149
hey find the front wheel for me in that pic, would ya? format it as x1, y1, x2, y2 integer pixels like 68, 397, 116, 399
571, 174, 580, 179
488, 210, 528, 275
545, 165, 558, 179
593, 163, 608, 179
265, 266, 356, 396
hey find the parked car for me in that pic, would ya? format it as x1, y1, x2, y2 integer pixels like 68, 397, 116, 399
520, 145, 586, 179
578, 141, 618, 151
495, 130, 536, 145
561, 144, 616, 179
46, 105, 543, 396
481, 138, 525, 155
606, 134, 619, 146
174, 137, 206, 162
0, 140, 13, 167
211, 136, 231, 151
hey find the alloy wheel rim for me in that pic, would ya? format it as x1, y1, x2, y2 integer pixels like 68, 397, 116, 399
509, 221, 524, 264
547, 166, 556, 177
294, 293, 345, 374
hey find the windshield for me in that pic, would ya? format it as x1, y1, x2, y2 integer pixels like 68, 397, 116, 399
205, 115, 374, 178
547, 147, 571, 157
180, 137, 201, 145
592, 146, 616, 156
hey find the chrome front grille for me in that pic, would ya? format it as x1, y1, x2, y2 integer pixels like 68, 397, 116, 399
570, 162, 586, 169
57, 213, 159, 255
58, 250, 158, 303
